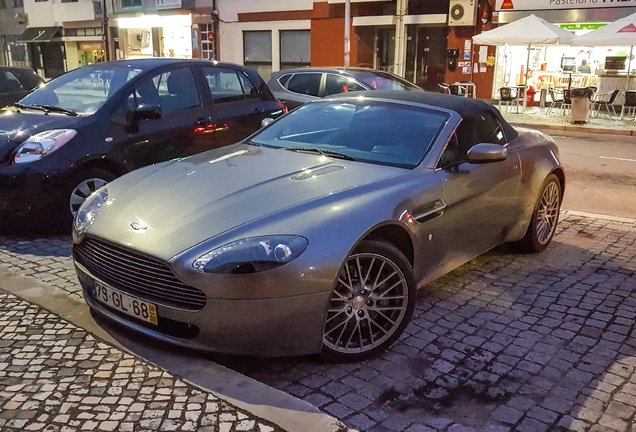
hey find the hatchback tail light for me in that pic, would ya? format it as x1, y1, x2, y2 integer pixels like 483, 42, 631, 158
277, 102, 288, 114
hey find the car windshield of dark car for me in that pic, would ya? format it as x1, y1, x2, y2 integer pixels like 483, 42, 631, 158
354, 72, 421, 91
19, 64, 146, 115
251, 101, 449, 169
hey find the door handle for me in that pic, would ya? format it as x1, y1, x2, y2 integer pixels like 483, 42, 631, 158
252, 108, 265, 115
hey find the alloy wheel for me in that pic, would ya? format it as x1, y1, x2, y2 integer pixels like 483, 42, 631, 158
536, 182, 560, 245
69, 178, 109, 216
323, 253, 409, 354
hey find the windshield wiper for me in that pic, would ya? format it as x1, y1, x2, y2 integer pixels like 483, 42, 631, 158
11, 103, 47, 113
33, 105, 78, 117
11, 103, 78, 116
282, 147, 355, 161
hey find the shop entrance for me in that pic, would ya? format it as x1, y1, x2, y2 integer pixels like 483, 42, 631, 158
405, 26, 448, 91
375, 28, 396, 73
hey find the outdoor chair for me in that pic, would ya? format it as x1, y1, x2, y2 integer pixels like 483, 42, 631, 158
438, 83, 451, 94
592, 89, 620, 117
620, 90, 636, 120
498, 87, 518, 112
547, 88, 571, 115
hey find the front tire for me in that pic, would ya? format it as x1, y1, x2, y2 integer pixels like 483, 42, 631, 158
321, 240, 416, 362
514, 174, 562, 253
58, 168, 116, 232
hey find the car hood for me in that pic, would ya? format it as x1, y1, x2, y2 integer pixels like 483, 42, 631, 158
0, 109, 85, 164
89, 143, 405, 260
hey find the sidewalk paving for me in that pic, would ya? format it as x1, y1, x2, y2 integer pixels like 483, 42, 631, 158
0, 289, 286, 432
2, 211, 636, 431
500, 106, 636, 136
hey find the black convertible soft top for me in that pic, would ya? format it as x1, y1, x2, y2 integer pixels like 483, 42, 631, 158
333, 90, 519, 141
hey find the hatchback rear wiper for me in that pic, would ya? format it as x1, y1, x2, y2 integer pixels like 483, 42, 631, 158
33, 105, 78, 117
282, 147, 355, 161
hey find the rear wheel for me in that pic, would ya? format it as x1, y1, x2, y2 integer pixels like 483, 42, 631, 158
514, 174, 561, 253
321, 240, 416, 362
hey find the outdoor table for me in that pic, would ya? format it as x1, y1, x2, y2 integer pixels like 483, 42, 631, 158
450, 82, 477, 99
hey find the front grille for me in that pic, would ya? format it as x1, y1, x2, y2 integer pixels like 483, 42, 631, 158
74, 237, 207, 311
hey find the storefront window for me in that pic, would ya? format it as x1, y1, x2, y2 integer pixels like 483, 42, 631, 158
280, 30, 310, 70
244, 31, 272, 81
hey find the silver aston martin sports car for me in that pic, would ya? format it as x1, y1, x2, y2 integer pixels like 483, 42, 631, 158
72, 91, 564, 362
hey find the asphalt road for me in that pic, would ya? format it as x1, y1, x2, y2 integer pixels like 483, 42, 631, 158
549, 130, 636, 219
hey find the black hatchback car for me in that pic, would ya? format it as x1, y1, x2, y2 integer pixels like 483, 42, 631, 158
0, 66, 44, 108
267, 67, 422, 109
0, 59, 286, 228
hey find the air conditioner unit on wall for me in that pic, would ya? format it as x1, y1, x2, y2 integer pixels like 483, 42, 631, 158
449, 0, 478, 27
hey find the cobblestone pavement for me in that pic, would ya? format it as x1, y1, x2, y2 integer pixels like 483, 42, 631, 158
0, 290, 285, 432
1, 213, 636, 432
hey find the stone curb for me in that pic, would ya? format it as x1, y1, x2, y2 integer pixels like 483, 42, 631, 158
0, 267, 355, 432
510, 122, 636, 137
561, 209, 636, 224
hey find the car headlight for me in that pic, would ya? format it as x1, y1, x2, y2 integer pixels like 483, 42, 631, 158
193, 235, 308, 274
73, 187, 109, 237
13, 129, 77, 164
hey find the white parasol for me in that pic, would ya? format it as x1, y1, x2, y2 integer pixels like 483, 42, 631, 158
572, 11, 636, 88
473, 14, 576, 108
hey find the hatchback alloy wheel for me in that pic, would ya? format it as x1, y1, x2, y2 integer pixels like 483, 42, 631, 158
69, 178, 109, 216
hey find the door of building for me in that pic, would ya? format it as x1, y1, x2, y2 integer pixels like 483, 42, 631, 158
374, 28, 396, 73
405, 26, 448, 91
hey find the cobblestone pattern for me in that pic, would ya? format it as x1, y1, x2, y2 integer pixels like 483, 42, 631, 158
1, 214, 636, 432
0, 236, 79, 300
0, 291, 285, 432
214, 214, 636, 432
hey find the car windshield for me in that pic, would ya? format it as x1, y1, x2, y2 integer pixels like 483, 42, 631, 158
354, 71, 422, 92
251, 100, 449, 169
19, 63, 147, 115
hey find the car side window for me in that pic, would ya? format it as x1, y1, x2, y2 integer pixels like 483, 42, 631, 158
324, 74, 365, 96
0, 71, 25, 94
286, 73, 322, 97
238, 72, 258, 100
278, 74, 293, 88
438, 134, 459, 168
203, 67, 246, 104
128, 68, 200, 116
455, 111, 507, 161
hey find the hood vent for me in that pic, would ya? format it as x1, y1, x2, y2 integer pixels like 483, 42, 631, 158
291, 165, 344, 180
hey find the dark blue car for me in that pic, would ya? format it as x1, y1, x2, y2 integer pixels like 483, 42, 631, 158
0, 59, 286, 229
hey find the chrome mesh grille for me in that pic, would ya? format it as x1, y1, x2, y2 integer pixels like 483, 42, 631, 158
74, 237, 206, 310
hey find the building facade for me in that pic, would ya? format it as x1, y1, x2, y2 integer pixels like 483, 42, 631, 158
0, 0, 28, 68
217, 0, 500, 98
17, 0, 105, 78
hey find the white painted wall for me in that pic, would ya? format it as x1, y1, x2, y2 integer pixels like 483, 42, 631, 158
217, 0, 313, 72
220, 20, 311, 71
218, 0, 314, 22
25, 0, 96, 27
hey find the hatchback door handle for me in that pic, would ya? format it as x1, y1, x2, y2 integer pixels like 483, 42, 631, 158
252, 108, 265, 115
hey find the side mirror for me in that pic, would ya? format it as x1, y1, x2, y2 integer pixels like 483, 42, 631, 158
261, 117, 274, 128
133, 104, 161, 122
467, 143, 507, 164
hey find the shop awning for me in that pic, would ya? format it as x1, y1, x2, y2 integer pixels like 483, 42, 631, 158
17, 27, 62, 43
572, 11, 636, 47
472, 15, 575, 46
